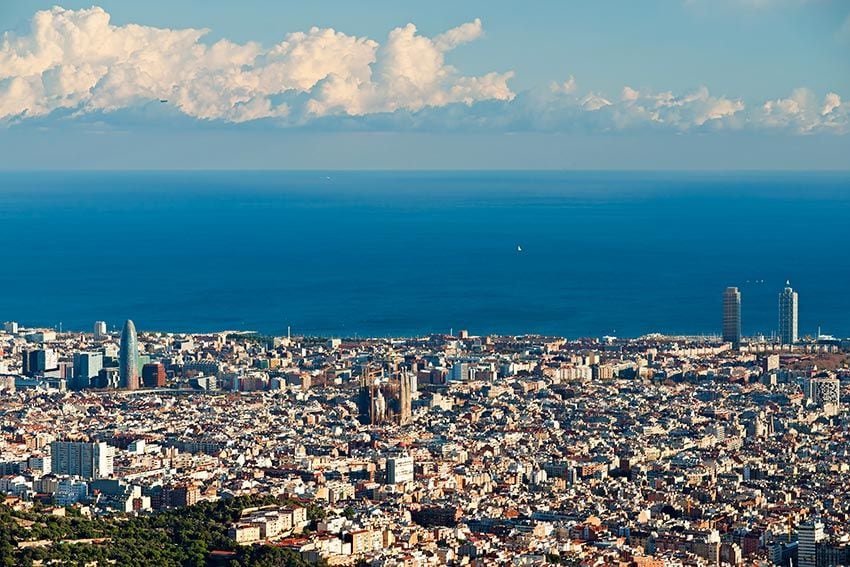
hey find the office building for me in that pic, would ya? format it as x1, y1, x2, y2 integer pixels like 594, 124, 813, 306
95, 367, 120, 389
22, 348, 59, 377
22, 349, 36, 376
797, 520, 824, 567
72, 352, 103, 390
49, 441, 114, 480
722, 287, 742, 350
450, 362, 472, 382
778, 281, 798, 345
119, 319, 139, 390
142, 362, 167, 388
3, 321, 18, 334
94, 320, 107, 340
386, 455, 414, 484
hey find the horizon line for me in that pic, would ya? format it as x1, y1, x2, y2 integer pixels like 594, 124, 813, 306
2, 168, 850, 173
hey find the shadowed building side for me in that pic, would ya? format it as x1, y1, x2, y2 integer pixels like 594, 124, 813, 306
119, 319, 139, 390
142, 362, 167, 388
722, 287, 741, 350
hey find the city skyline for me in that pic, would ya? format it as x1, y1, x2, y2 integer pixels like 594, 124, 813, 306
721, 280, 811, 349
2, 277, 836, 361
0, 277, 836, 344
1, 303, 847, 566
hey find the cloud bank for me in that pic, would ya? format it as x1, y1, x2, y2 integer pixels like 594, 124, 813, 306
0, 7, 513, 123
0, 6, 847, 135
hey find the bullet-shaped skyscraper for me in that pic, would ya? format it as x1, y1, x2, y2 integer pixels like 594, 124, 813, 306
119, 319, 139, 390
779, 281, 798, 345
723, 287, 741, 350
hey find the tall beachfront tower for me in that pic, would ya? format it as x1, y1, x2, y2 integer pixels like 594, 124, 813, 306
119, 319, 139, 390
722, 287, 741, 350
778, 281, 798, 345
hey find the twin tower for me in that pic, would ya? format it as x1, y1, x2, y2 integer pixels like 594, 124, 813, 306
723, 282, 798, 349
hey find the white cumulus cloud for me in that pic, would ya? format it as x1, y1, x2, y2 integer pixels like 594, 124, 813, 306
822, 92, 842, 116
0, 6, 513, 122
433, 18, 483, 51
546, 79, 745, 131
0, 7, 846, 136
759, 88, 848, 133
621, 86, 640, 102
580, 93, 613, 112
550, 75, 577, 95
646, 86, 745, 128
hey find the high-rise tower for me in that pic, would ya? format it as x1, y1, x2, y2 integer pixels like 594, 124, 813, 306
93, 320, 107, 340
72, 352, 103, 390
50, 441, 114, 480
119, 319, 139, 390
797, 520, 824, 567
778, 281, 798, 345
722, 287, 741, 350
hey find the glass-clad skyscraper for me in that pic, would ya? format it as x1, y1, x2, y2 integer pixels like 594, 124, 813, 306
722, 287, 741, 350
779, 281, 798, 345
119, 319, 139, 390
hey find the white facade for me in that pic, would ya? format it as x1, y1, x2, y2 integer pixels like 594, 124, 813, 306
55, 479, 89, 506
387, 455, 414, 484
94, 320, 108, 339
50, 441, 114, 479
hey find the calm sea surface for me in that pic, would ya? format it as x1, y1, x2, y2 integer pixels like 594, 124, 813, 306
1, 171, 849, 338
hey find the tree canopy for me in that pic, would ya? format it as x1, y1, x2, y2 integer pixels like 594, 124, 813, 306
0, 496, 324, 567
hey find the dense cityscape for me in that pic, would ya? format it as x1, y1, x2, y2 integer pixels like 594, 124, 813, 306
2, 282, 850, 566
3, 2, 848, 567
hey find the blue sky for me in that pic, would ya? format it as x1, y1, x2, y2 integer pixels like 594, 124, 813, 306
1, 1, 848, 169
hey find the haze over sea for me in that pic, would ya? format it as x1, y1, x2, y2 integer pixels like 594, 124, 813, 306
2, 171, 849, 339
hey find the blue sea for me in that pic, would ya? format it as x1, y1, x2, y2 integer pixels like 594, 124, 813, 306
1, 171, 849, 339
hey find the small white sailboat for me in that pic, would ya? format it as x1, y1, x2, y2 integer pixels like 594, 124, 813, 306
517, 245, 522, 253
